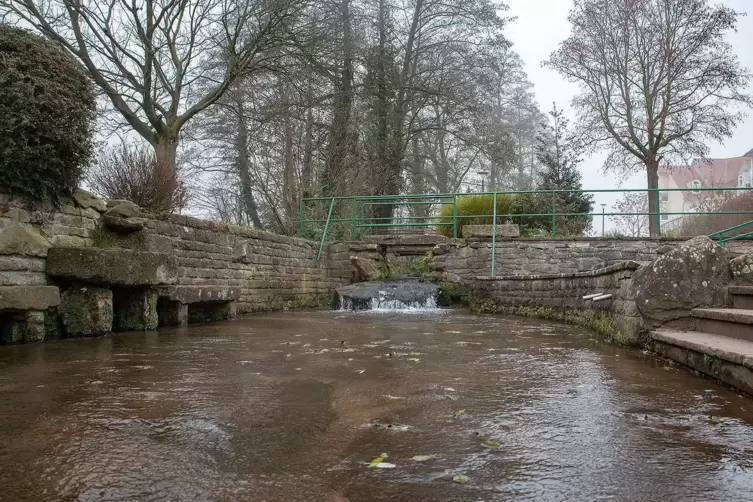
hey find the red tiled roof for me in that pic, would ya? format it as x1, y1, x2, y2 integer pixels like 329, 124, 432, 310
659, 157, 753, 190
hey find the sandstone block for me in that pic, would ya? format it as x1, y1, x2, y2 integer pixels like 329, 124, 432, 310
60, 284, 113, 336
47, 248, 178, 286
0, 286, 60, 311
463, 224, 520, 239
632, 236, 731, 327
730, 253, 753, 285
0, 226, 51, 257
157, 285, 240, 304
73, 189, 107, 212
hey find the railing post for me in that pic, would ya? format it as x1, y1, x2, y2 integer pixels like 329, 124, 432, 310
359, 203, 365, 240
452, 195, 458, 239
551, 191, 557, 236
317, 197, 336, 260
491, 192, 497, 277
656, 189, 662, 237
351, 198, 358, 240
297, 197, 305, 237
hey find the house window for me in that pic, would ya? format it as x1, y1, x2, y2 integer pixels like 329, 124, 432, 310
691, 180, 701, 193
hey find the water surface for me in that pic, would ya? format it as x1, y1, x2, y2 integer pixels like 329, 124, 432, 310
1, 310, 753, 501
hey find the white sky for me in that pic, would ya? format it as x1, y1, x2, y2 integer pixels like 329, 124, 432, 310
504, 0, 753, 219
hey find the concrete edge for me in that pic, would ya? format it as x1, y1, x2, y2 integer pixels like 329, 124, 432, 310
475, 261, 641, 282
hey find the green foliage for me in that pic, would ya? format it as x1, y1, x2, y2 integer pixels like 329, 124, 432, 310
535, 103, 594, 235
410, 256, 435, 279
436, 194, 551, 237
437, 281, 468, 307
0, 25, 96, 204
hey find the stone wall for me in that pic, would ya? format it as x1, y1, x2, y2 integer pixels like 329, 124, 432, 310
470, 262, 643, 343
1, 192, 353, 343
433, 238, 685, 283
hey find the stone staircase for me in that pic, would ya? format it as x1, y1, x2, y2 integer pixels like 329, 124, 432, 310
652, 286, 753, 395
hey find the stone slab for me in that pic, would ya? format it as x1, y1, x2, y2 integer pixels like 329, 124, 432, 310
652, 329, 753, 371
0, 286, 60, 311
463, 224, 520, 238
157, 285, 240, 304
0, 226, 51, 257
47, 248, 177, 286
691, 308, 753, 325
363, 234, 448, 246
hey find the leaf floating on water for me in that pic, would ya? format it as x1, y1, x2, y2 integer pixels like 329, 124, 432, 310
385, 394, 405, 400
411, 455, 434, 462
295, 368, 302, 371
407, 358, 421, 363
453, 409, 466, 420
343, 348, 355, 353
566, 388, 578, 396
369, 457, 384, 467
445, 387, 456, 392
482, 440, 501, 448
704, 389, 713, 393
453, 474, 470, 484
358, 369, 365, 374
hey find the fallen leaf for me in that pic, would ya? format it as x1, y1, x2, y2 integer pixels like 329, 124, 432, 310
445, 387, 456, 392
482, 440, 501, 448
343, 348, 355, 353
411, 455, 434, 462
358, 369, 365, 374
453, 474, 470, 484
385, 394, 405, 400
453, 409, 466, 419
408, 358, 420, 363
369, 457, 384, 467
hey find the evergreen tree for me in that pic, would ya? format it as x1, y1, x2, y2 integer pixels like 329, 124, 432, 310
536, 103, 593, 235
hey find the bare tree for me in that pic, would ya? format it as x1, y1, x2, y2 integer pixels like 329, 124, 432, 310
546, 0, 751, 236
2, 0, 301, 210
612, 192, 648, 237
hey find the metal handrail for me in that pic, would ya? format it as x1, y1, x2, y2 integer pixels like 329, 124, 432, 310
303, 187, 753, 262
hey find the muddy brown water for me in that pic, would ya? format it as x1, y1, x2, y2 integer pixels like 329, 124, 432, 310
2, 310, 753, 501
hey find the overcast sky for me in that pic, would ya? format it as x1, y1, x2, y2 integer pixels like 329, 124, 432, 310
504, 0, 753, 218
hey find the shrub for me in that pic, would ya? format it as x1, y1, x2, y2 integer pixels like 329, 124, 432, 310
88, 143, 188, 213
436, 194, 554, 237
436, 194, 517, 237
0, 25, 95, 204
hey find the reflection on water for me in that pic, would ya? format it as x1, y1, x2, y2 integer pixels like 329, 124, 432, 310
1, 310, 753, 501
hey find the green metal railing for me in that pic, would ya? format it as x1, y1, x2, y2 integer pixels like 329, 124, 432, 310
299, 187, 753, 269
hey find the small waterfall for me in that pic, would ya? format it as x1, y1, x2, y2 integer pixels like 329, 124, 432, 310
334, 278, 440, 312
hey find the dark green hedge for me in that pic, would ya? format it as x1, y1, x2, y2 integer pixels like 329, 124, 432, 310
0, 25, 96, 204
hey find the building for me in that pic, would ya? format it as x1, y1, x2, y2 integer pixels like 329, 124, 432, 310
658, 151, 753, 230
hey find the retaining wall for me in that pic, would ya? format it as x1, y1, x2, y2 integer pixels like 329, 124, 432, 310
469, 262, 643, 343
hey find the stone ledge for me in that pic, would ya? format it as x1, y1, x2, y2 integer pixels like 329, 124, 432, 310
47, 248, 177, 286
475, 261, 641, 282
691, 308, 753, 325
157, 285, 240, 304
652, 329, 753, 370
0, 286, 60, 311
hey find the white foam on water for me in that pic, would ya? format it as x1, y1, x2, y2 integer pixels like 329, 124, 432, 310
336, 291, 440, 312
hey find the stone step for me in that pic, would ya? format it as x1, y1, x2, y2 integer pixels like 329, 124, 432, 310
651, 329, 753, 395
728, 286, 753, 309
691, 308, 753, 342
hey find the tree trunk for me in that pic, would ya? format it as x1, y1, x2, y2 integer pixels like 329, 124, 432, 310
153, 135, 180, 212
234, 100, 264, 229
646, 157, 660, 237
323, 0, 354, 198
